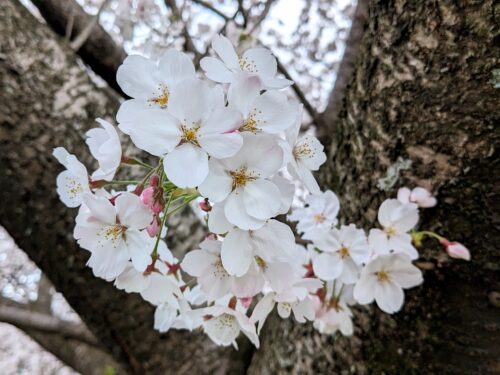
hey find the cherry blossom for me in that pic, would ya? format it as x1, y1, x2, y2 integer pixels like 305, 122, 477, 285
116, 49, 195, 113
284, 106, 326, 194
119, 78, 243, 188
199, 133, 284, 230
309, 224, 371, 283
353, 253, 423, 314
200, 34, 292, 89
397, 187, 437, 208
441, 239, 471, 261
202, 305, 259, 348
289, 190, 340, 235
53, 147, 90, 207
228, 75, 299, 134
74, 192, 153, 280
85, 118, 122, 181
368, 199, 419, 260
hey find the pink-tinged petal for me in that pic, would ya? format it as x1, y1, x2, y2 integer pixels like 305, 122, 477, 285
374, 281, 404, 314
116, 54, 158, 99
221, 229, 253, 276
242, 179, 281, 220
397, 187, 412, 204
228, 75, 261, 117
446, 242, 471, 261
200, 56, 234, 83
82, 193, 116, 224
312, 253, 343, 281
163, 144, 209, 188
224, 193, 266, 230
115, 192, 153, 229
201, 106, 242, 135
198, 160, 232, 203
264, 262, 297, 293
410, 187, 437, 208
212, 34, 240, 70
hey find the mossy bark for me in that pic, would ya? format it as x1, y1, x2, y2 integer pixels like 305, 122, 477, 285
249, 1, 499, 374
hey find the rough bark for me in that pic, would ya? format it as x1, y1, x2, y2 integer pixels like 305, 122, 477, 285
30, 0, 126, 95
249, 1, 499, 374
0, 1, 251, 374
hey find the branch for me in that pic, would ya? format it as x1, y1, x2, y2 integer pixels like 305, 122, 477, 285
319, 0, 369, 135
164, 0, 201, 61
69, 0, 110, 51
247, 0, 275, 35
30, 0, 126, 95
0, 299, 98, 347
191, 0, 231, 21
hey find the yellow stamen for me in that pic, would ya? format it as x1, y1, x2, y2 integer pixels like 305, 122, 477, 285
238, 57, 257, 72
384, 226, 397, 238
376, 271, 390, 282
313, 213, 326, 224
229, 167, 256, 190
255, 256, 267, 270
148, 84, 170, 108
339, 247, 350, 258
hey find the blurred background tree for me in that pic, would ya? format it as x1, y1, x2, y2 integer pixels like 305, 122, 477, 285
0, 0, 498, 374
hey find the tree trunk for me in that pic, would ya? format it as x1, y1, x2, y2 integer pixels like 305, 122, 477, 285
0, 1, 251, 373
249, 1, 499, 374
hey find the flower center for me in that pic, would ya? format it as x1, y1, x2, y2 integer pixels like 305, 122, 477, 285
238, 57, 257, 72
229, 167, 256, 190
65, 177, 84, 197
212, 259, 230, 280
384, 226, 397, 238
254, 256, 267, 270
375, 271, 390, 282
313, 213, 326, 223
240, 116, 259, 133
293, 141, 313, 160
97, 224, 127, 248
149, 84, 169, 108
180, 124, 200, 145
339, 246, 350, 258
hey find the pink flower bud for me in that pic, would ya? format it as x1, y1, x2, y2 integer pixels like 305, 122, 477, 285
152, 201, 163, 215
205, 233, 217, 241
410, 187, 437, 208
141, 187, 155, 206
397, 187, 411, 204
239, 297, 253, 309
444, 241, 471, 261
146, 218, 160, 237
198, 198, 212, 212
149, 174, 160, 187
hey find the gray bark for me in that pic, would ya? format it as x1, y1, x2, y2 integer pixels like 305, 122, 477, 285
249, 0, 499, 374
0, 1, 251, 373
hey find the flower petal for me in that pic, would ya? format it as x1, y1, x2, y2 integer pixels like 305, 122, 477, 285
242, 179, 281, 220
115, 192, 153, 229
221, 229, 253, 276
163, 144, 209, 188
312, 253, 343, 281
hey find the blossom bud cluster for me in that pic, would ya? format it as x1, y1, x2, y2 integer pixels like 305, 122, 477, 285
54, 35, 470, 349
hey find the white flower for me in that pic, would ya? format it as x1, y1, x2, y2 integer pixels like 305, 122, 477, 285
220, 219, 296, 277
154, 302, 178, 332
118, 78, 243, 188
116, 49, 195, 112
74, 192, 153, 280
289, 190, 340, 235
397, 187, 437, 208
53, 147, 90, 207
353, 253, 423, 314
181, 239, 235, 301
228, 75, 299, 134
284, 106, 326, 193
251, 278, 321, 333
368, 199, 419, 259
85, 118, 122, 181
200, 34, 292, 89
202, 305, 259, 348
309, 224, 370, 283
313, 299, 354, 336
199, 133, 284, 230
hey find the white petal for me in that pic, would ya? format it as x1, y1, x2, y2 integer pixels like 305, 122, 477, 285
312, 253, 343, 281
115, 265, 149, 293
389, 234, 419, 260
374, 281, 404, 314
126, 230, 151, 272
163, 144, 209, 188
242, 48, 277, 77
116, 54, 157, 99
82, 193, 116, 224
115, 192, 152, 229
242, 179, 281, 220
154, 303, 178, 332
198, 160, 232, 203
228, 75, 261, 117
56, 171, 88, 207
181, 249, 213, 277
272, 175, 294, 215
212, 34, 240, 71
208, 203, 233, 234
158, 49, 195, 84
224, 192, 266, 230
397, 187, 411, 204
353, 275, 376, 305
200, 57, 234, 83
200, 106, 242, 135
199, 132, 243, 159
250, 293, 275, 334
221, 229, 253, 276
252, 91, 299, 133
277, 302, 292, 319
260, 75, 293, 89
168, 78, 216, 125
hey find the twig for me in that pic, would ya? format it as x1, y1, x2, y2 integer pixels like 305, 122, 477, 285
64, 7, 75, 40
164, 0, 201, 60
247, 0, 275, 35
70, 0, 110, 51
191, 0, 231, 21
237, 0, 248, 27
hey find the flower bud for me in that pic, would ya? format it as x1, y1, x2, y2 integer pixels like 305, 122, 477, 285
199, 198, 212, 212
149, 174, 160, 187
442, 240, 471, 261
146, 218, 160, 237
141, 186, 155, 206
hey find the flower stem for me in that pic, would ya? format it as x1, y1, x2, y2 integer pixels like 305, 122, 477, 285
151, 192, 173, 257
106, 180, 141, 185
415, 230, 445, 242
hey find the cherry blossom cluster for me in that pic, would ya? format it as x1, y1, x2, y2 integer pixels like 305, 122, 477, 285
54, 35, 470, 349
